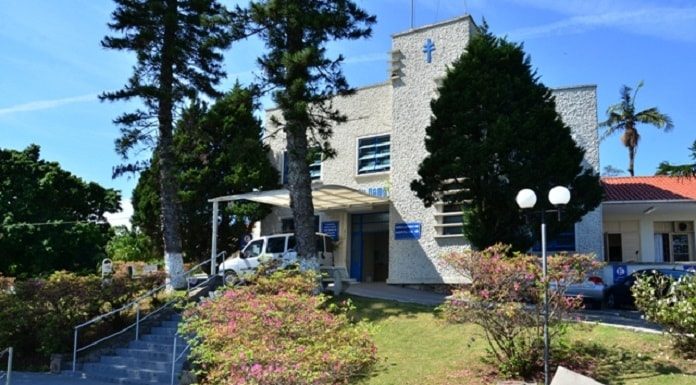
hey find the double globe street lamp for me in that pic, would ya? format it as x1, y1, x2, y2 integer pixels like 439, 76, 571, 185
515, 186, 571, 385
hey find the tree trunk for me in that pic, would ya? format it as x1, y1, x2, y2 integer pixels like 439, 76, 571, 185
628, 146, 635, 177
283, 11, 318, 264
285, 130, 318, 261
158, 0, 186, 289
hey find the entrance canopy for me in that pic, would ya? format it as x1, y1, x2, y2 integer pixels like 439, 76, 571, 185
209, 184, 389, 211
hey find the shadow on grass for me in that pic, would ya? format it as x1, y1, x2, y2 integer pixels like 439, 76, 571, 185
338, 294, 438, 323
559, 341, 689, 385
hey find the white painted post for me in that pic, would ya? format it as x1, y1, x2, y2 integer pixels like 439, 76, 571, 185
210, 201, 219, 277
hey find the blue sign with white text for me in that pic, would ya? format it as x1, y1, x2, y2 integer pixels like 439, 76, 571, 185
613, 264, 628, 282
321, 221, 339, 241
395, 222, 421, 240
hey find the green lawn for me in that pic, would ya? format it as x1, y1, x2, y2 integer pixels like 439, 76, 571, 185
348, 296, 696, 385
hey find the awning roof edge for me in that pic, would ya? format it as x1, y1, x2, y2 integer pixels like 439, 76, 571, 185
208, 184, 389, 211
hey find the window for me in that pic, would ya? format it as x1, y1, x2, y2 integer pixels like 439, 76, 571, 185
282, 150, 321, 184
244, 239, 264, 258
266, 237, 286, 253
604, 233, 622, 262
281, 216, 320, 233
434, 203, 464, 237
357, 135, 390, 174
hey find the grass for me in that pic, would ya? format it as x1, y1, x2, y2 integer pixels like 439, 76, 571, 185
347, 295, 696, 385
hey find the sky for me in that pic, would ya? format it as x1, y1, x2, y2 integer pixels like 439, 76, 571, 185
1, 0, 695, 222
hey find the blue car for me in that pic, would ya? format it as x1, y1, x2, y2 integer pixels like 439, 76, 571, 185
605, 268, 693, 309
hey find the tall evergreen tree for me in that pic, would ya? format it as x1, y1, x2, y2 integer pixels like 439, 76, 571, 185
411, 26, 603, 252
101, 0, 233, 288
132, 85, 280, 266
600, 81, 674, 176
239, 0, 375, 260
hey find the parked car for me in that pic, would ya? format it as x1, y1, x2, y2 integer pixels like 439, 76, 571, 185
605, 268, 694, 309
218, 233, 335, 285
550, 275, 606, 309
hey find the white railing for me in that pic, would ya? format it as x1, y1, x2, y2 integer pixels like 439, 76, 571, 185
72, 252, 225, 373
169, 333, 191, 385
0, 347, 12, 385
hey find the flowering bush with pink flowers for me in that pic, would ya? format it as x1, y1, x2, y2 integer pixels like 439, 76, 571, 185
440, 244, 602, 379
181, 270, 377, 385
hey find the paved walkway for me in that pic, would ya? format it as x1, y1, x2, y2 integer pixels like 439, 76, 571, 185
345, 282, 661, 332
8, 372, 113, 385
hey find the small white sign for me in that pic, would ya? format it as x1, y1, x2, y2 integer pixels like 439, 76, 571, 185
101, 259, 113, 274
143, 264, 158, 274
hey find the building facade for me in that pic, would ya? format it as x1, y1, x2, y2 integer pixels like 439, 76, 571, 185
258, 16, 602, 284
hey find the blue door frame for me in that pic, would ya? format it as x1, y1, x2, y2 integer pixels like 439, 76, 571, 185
350, 212, 389, 282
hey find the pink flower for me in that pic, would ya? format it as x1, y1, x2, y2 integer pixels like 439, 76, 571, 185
250, 363, 263, 376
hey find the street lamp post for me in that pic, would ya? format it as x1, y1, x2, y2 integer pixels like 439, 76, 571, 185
515, 186, 570, 385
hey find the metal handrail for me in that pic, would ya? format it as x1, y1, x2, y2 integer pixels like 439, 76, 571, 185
169, 333, 191, 385
72, 251, 225, 373
0, 347, 12, 385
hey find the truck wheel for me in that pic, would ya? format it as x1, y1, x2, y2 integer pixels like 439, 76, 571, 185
224, 270, 241, 287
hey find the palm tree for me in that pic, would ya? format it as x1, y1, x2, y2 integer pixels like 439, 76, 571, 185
600, 81, 674, 176
656, 140, 696, 178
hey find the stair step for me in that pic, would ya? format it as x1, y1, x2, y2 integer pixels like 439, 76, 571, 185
150, 326, 178, 335
77, 369, 170, 385
140, 334, 186, 344
160, 320, 180, 328
130, 339, 187, 351
83, 362, 174, 382
100, 356, 183, 371
115, 348, 177, 362
63, 371, 162, 385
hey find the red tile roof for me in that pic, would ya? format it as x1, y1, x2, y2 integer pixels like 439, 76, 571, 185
602, 176, 696, 202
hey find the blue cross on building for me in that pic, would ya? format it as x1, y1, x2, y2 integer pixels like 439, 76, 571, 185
422, 38, 436, 63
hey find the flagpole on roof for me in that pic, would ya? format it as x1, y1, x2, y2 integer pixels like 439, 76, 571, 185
410, 0, 414, 29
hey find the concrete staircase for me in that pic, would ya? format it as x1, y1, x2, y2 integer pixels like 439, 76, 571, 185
73, 313, 188, 385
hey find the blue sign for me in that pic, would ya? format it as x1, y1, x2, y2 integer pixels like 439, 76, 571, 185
613, 264, 628, 282
683, 265, 696, 273
321, 221, 339, 241
422, 38, 436, 63
395, 222, 421, 240
361, 186, 389, 198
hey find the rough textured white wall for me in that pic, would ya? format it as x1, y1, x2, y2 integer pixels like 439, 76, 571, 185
552, 86, 603, 260
389, 16, 476, 284
261, 83, 393, 268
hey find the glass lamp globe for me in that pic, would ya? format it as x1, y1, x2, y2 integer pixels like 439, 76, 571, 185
548, 186, 570, 206
515, 189, 537, 209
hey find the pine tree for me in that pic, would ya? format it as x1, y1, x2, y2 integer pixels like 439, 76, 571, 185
101, 0, 233, 288
411, 26, 603, 251
239, 0, 375, 260
132, 85, 280, 266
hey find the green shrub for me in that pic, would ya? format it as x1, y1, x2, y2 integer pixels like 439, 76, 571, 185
181, 270, 377, 385
440, 244, 602, 380
633, 272, 696, 357
0, 270, 165, 369
106, 226, 158, 263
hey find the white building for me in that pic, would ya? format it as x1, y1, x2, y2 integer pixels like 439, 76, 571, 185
233, 15, 604, 285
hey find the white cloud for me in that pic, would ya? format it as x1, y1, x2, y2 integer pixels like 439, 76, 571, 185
104, 199, 133, 229
0, 93, 98, 117
503, 1, 696, 42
